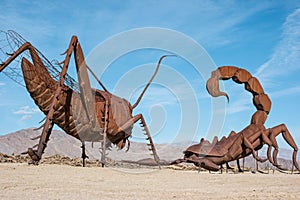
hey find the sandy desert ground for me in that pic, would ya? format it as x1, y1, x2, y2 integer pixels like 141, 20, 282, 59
1, 163, 300, 200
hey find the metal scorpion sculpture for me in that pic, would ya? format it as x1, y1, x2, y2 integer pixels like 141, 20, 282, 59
0, 30, 167, 166
172, 66, 300, 172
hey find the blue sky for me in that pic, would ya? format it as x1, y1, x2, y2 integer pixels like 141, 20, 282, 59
0, 1, 300, 149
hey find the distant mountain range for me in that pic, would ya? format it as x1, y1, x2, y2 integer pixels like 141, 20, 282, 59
0, 127, 186, 161
0, 127, 299, 170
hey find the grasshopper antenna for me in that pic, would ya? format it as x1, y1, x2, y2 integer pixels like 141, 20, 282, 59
132, 54, 176, 109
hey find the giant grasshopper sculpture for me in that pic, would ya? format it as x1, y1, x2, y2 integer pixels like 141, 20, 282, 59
172, 66, 300, 172
0, 30, 167, 166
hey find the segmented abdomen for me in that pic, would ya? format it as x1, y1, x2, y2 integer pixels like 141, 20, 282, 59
21, 57, 102, 141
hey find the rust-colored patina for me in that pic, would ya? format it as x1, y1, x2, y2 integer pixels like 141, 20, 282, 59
0, 30, 165, 166
172, 66, 300, 172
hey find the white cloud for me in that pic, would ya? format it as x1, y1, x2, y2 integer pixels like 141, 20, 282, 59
13, 106, 40, 121
0, 82, 5, 86
131, 86, 181, 108
133, 77, 208, 108
21, 115, 32, 121
269, 86, 300, 98
255, 8, 300, 87
87, 1, 272, 49
186, 1, 271, 48
0, 1, 277, 54
225, 98, 252, 114
0, 13, 54, 42
14, 106, 39, 115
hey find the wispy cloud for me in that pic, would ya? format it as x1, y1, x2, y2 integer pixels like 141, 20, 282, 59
0, 1, 277, 53
184, 1, 272, 48
0, 82, 5, 96
269, 86, 300, 98
131, 85, 185, 108
0, 2, 55, 38
86, 1, 272, 49
225, 98, 252, 114
21, 115, 32, 121
132, 77, 209, 109
255, 8, 300, 87
14, 106, 39, 120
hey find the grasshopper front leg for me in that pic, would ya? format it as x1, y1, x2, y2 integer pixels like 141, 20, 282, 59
117, 114, 161, 165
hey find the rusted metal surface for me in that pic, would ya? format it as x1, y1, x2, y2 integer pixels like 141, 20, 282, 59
173, 66, 300, 172
0, 30, 164, 166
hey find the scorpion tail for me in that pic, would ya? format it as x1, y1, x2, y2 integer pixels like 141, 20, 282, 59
206, 66, 271, 125
132, 55, 176, 109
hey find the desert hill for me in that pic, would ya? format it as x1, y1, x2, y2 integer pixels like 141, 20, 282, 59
0, 128, 185, 162
0, 127, 299, 170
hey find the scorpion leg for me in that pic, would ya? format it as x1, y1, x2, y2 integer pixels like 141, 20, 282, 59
171, 158, 188, 165
190, 157, 220, 171
261, 129, 278, 166
171, 154, 221, 171
173, 154, 220, 171
268, 130, 281, 168
243, 134, 268, 162
269, 124, 300, 171
267, 146, 275, 165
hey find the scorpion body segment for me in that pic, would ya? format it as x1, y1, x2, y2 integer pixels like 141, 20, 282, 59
173, 66, 299, 172
206, 66, 271, 117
